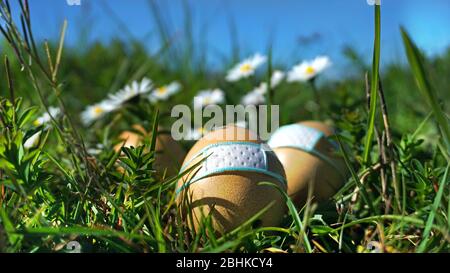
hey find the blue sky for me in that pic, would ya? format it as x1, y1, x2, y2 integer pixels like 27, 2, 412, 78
6, 0, 450, 74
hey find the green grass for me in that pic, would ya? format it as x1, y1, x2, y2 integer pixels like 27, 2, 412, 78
363, 4, 381, 164
0, 1, 449, 253
401, 27, 450, 153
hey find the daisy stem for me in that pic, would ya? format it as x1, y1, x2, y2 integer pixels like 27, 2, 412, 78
309, 78, 321, 119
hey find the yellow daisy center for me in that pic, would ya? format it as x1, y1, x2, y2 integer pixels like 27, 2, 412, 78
240, 63, 253, 73
203, 97, 212, 105
94, 106, 104, 115
156, 86, 168, 95
305, 66, 315, 75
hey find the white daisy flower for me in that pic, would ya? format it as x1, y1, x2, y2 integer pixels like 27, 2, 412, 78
241, 83, 267, 106
149, 81, 181, 102
33, 107, 61, 127
81, 100, 119, 125
193, 89, 225, 109
226, 53, 267, 82
239, 70, 285, 106
287, 56, 331, 82
254, 82, 268, 95
24, 131, 42, 149
27, 107, 60, 148
108, 77, 153, 106
270, 70, 285, 88
241, 92, 265, 106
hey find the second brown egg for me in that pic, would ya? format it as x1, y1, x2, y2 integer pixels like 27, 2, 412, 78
268, 121, 349, 207
115, 125, 186, 176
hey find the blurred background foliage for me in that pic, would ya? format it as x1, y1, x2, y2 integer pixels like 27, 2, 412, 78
1, 37, 448, 137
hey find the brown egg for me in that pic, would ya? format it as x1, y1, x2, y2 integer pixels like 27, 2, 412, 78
268, 121, 348, 207
176, 125, 287, 233
115, 125, 186, 176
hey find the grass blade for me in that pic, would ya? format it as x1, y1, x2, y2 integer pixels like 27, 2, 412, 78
337, 135, 376, 214
258, 181, 312, 253
417, 164, 449, 253
401, 27, 450, 152
0, 207, 21, 247
363, 4, 381, 163
52, 19, 67, 81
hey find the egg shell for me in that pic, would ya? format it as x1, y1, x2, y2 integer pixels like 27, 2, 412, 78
177, 125, 287, 233
115, 125, 186, 176
271, 121, 348, 207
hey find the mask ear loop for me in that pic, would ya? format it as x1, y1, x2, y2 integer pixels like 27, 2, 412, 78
176, 142, 287, 195
268, 124, 347, 180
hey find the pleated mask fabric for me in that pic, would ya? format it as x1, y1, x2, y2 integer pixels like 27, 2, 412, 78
176, 142, 286, 194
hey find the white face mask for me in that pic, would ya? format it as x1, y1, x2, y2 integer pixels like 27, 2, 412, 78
268, 124, 344, 178
268, 124, 326, 152
177, 142, 286, 194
